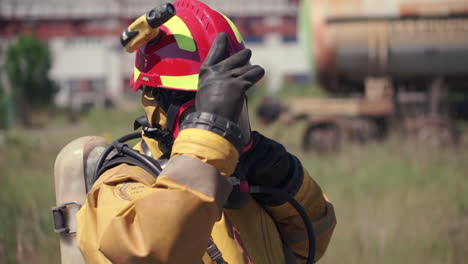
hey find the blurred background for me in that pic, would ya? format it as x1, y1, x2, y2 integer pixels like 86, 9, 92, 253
1, 0, 468, 263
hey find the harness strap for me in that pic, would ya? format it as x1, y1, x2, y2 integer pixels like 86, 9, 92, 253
207, 239, 229, 264
52, 201, 82, 234
166, 104, 180, 134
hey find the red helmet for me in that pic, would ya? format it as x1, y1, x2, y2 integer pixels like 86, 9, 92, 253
130, 0, 245, 92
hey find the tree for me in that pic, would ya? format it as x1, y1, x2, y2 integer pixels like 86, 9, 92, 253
4, 34, 58, 126
0, 79, 6, 129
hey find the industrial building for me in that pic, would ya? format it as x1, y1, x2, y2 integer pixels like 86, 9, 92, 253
0, 0, 308, 111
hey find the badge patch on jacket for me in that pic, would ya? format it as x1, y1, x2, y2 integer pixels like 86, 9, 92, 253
115, 182, 152, 201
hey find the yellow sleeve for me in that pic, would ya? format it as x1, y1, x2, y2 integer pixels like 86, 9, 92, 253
265, 169, 336, 263
76, 129, 239, 264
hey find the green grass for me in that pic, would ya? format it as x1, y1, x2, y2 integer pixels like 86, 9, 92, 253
0, 133, 59, 263
0, 104, 467, 263
0, 107, 141, 263
251, 106, 468, 264
305, 140, 468, 264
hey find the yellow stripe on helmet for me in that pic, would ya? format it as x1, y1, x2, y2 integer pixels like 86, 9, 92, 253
221, 13, 243, 44
164, 16, 197, 52
161, 74, 199, 90
134, 67, 141, 82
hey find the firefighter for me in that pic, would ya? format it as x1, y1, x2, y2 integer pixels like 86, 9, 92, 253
76, 0, 336, 263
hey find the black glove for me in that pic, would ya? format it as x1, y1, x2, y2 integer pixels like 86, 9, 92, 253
181, 33, 264, 152
239, 131, 304, 206
196, 33, 264, 123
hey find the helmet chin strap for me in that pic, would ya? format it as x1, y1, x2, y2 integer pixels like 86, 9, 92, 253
149, 99, 195, 158
166, 99, 196, 138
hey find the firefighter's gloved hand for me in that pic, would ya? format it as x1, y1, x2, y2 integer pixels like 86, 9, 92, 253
196, 33, 264, 123
239, 131, 303, 206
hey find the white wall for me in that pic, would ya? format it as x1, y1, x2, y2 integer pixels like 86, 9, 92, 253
50, 37, 134, 108
48, 32, 309, 108
249, 34, 310, 93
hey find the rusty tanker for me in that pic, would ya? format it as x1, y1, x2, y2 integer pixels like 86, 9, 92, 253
259, 0, 468, 151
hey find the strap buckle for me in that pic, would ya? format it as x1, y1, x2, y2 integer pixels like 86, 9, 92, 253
51, 201, 82, 234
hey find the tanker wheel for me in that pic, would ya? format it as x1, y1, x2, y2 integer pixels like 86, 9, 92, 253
411, 117, 460, 146
302, 123, 341, 153
348, 118, 385, 144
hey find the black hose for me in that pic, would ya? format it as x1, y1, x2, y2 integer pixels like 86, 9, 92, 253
93, 132, 142, 183
120, 146, 162, 175
249, 186, 316, 263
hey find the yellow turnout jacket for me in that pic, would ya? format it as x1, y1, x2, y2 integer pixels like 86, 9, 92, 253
76, 90, 336, 263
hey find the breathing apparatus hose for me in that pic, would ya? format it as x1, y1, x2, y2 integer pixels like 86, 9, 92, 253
93, 132, 316, 263
93, 132, 162, 185
250, 186, 316, 264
